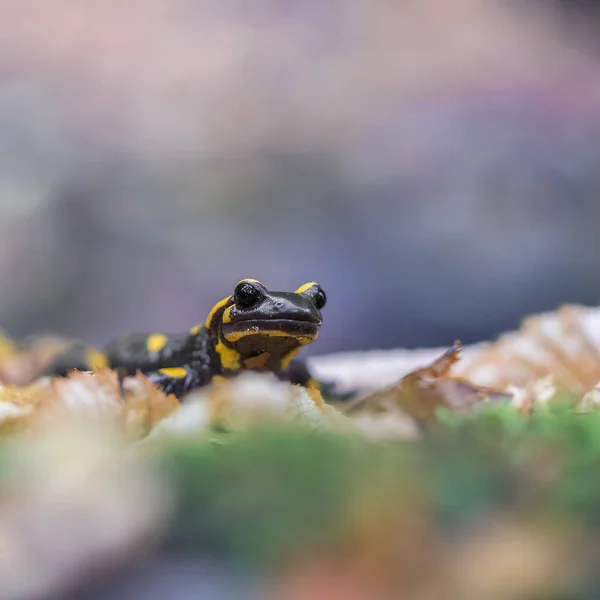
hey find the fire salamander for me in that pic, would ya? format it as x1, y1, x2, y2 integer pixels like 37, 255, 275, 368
43, 279, 339, 399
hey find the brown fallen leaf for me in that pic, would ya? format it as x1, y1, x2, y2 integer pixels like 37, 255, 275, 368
0, 379, 51, 435
35, 369, 125, 426
344, 341, 513, 421
456, 305, 600, 394
0, 369, 180, 441
121, 372, 181, 440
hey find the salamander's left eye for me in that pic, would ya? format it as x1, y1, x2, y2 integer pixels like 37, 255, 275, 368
234, 280, 263, 308
296, 282, 327, 310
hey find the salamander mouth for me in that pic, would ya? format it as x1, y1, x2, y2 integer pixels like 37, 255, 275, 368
222, 318, 320, 343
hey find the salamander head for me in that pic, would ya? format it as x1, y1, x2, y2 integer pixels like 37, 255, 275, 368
205, 279, 326, 371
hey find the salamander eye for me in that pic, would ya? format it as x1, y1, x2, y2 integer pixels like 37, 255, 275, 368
234, 280, 263, 308
297, 282, 327, 310
313, 287, 327, 310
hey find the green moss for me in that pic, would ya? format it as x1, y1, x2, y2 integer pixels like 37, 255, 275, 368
425, 404, 600, 525
150, 402, 600, 595
157, 426, 407, 565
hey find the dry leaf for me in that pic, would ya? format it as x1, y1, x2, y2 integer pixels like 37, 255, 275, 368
508, 375, 561, 416
458, 305, 600, 394
0, 379, 54, 435
121, 372, 180, 439
345, 341, 512, 421
0, 370, 180, 442
35, 369, 124, 426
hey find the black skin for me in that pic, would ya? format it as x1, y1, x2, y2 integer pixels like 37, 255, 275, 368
43, 280, 346, 400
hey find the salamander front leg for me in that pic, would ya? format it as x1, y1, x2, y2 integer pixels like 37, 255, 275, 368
284, 359, 355, 401
143, 366, 206, 398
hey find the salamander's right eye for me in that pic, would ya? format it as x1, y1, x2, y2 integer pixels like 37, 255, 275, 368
312, 286, 327, 310
234, 280, 264, 309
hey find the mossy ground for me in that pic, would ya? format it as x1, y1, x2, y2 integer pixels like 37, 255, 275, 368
139, 402, 600, 598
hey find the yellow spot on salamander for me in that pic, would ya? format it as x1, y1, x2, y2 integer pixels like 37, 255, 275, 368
306, 378, 321, 390
222, 306, 233, 324
295, 282, 318, 294
280, 347, 301, 370
211, 375, 227, 384
84, 348, 109, 370
159, 367, 188, 378
223, 329, 316, 344
205, 296, 232, 329
237, 278, 262, 286
147, 334, 168, 354
215, 340, 241, 370
305, 386, 325, 408
189, 324, 202, 336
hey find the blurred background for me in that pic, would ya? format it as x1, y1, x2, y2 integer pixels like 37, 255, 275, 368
1, 0, 600, 356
